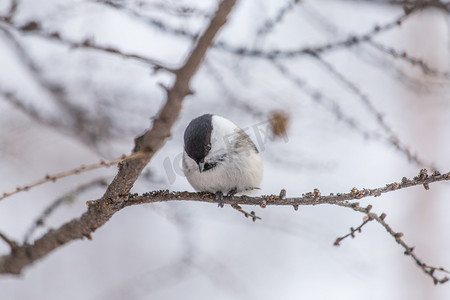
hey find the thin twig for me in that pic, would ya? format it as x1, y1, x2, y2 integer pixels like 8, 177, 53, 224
256, 0, 301, 36
334, 209, 374, 246
231, 204, 261, 221
0, 152, 145, 202
0, 21, 174, 72
299, 2, 446, 94
312, 55, 433, 168
341, 0, 450, 13
0, 232, 17, 250
272, 60, 380, 140
336, 201, 450, 285
215, 6, 419, 58
5, 0, 19, 20
1, 2, 420, 62
368, 40, 450, 80
91, 0, 200, 39
202, 59, 265, 118
23, 178, 108, 243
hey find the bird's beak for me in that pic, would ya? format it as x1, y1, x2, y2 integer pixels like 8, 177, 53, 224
198, 161, 204, 173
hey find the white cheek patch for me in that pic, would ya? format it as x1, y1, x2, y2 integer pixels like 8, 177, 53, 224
209, 115, 240, 156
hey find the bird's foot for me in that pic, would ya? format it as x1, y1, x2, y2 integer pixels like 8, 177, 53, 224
227, 187, 238, 197
215, 191, 224, 208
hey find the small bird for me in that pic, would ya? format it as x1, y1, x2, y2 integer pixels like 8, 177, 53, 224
182, 114, 263, 207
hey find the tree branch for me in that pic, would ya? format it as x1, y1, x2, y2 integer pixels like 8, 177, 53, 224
311, 54, 434, 168
336, 201, 449, 285
367, 40, 450, 80
0, 0, 237, 276
0, 153, 141, 202
0, 21, 173, 72
1, 168, 448, 277
23, 178, 108, 244
215, 6, 419, 58
334, 211, 374, 246
0, 232, 18, 251
119, 169, 450, 208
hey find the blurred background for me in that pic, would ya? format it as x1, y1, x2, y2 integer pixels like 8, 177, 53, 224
0, 0, 450, 299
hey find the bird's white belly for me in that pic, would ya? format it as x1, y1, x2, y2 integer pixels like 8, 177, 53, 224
183, 151, 262, 194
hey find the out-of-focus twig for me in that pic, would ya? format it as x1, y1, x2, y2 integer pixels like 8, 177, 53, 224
0, 232, 17, 251
0, 21, 174, 72
256, 0, 301, 36
66, 0, 420, 59
341, 0, 450, 13
23, 178, 108, 243
311, 55, 434, 169
5, 0, 19, 20
216, 6, 419, 58
0, 152, 144, 202
368, 40, 450, 80
272, 60, 379, 140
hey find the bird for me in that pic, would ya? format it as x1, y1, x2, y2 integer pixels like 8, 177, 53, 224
182, 114, 263, 207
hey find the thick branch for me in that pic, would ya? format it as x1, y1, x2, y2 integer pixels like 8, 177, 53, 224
0, 0, 237, 275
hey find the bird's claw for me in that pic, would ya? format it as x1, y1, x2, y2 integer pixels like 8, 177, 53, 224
215, 191, 224, 208
227, 187, 237, 197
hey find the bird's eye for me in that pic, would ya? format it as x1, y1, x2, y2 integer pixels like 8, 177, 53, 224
206, 144, 211, 152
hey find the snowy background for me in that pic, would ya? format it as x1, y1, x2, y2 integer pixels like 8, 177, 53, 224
0, 0, 450, 299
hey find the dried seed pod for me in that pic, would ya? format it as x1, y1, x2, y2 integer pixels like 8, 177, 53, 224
269, 111, 289, 138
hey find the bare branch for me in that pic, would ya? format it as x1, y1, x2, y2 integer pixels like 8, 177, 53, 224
0, 0, 237, 275
0, 21, 173, 72
231, 204, 261, 221
0, 153, 143, 202
202, 59, 265, 118
334, 211, 374, 246
215, 6, 419, 58
336, 201, 449, 285
0, 232, 18, 251
124, 170, 450, 207
0, 168, 448, 276
311, 55, 434, 168
91, 0, 201, 38
271, 60, 380, 140
5, 0, 19, 21
339, 0, 450, 13
0, 27, 125, 146
104, 0, 237, 201
367, 40, 450, 80
23, 178, 108, 244
0, 88, 60, 128
13, 0, 421, 61
256, 0, 301, 36
300, 3, 448, 93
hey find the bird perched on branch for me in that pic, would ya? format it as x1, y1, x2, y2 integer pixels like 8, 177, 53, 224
183, 114, 263, 207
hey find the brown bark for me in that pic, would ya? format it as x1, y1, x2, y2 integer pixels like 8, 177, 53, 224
0, 0, 237, 275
